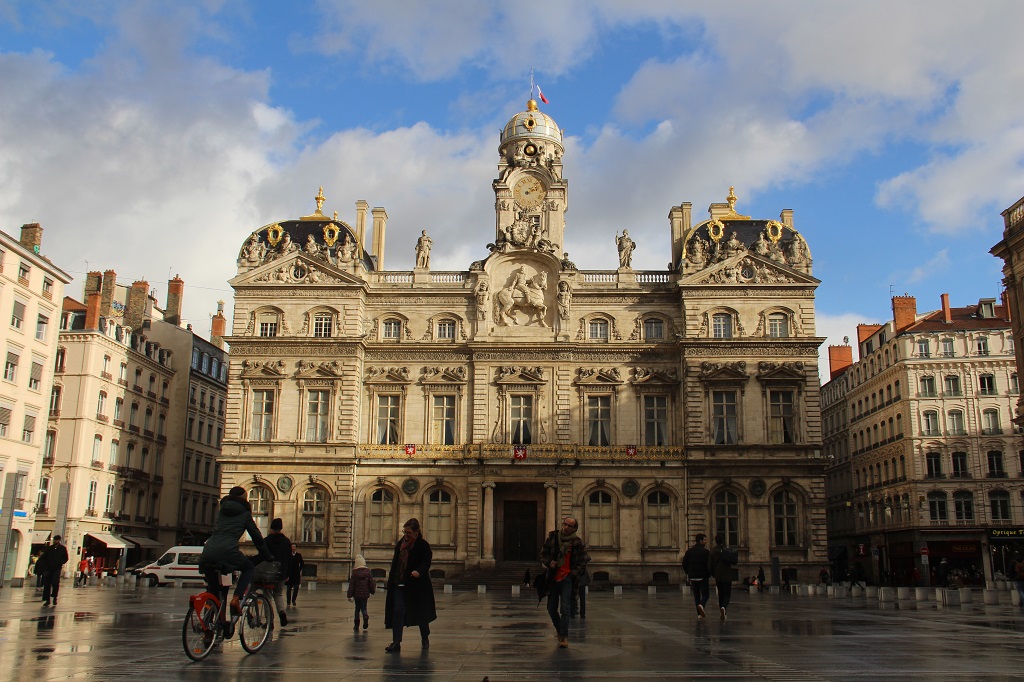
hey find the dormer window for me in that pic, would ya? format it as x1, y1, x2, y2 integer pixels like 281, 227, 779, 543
979, 300, 996, 318
258, 312, 278, 337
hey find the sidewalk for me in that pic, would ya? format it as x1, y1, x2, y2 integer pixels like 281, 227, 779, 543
1, 580, 1023, 680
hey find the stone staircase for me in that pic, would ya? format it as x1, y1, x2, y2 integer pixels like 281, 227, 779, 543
443, 561, 537, 592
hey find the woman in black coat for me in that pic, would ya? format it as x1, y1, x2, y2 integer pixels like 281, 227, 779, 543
383, 518, 436, 653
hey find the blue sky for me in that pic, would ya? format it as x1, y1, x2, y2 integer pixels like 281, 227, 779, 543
2, 1, 1023, 378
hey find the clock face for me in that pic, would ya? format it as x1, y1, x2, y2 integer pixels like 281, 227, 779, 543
513, 176, 546, 209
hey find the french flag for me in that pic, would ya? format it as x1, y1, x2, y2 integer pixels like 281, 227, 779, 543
537, 86, 549, 104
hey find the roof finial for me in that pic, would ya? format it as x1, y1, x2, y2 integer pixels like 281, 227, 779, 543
727, 186, 738, 211
314, 186, 325, 215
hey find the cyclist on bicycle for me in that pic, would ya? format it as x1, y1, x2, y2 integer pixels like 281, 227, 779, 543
199, 486, 274, 617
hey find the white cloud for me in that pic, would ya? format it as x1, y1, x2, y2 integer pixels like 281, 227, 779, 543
905, 249, 951, 285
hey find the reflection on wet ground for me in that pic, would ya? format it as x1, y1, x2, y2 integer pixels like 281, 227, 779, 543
1, 581, 1023, 680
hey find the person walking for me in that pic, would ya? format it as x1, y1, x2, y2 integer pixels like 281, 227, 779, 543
577, 565, 591, 619
540, 516, 589, 649
384, 518, 436, 653
708, 533, 735, 621
347, 554, 376, 630
682, 533, 711, 619
264, 517, 291, 626
1011, 554, 1024, 609
286, 543, 304, 606
40, 535, 69, 606
199, 486, 274, 621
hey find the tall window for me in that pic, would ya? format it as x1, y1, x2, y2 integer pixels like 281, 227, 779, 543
44, 430, 56, 459
36, 314, 48, 341
991, 491, 1011, 521
427, 489, 453, 545
988, 450, 1006, 476
251, 390, 275, 440
87, 481, 97, 511
368, 489, 395, 544
712, 391, 738, 444
919, 376, 936, 396
976, 337, 990, 356
768, 390, 796, 443
917, 339, 930, 357
27, 360, 42, 390
376, 395, 401, 444
922, 411, 939, 435
643, 395, 668, 446
953, 491, 974, 521
586, 395, 611, 446
91, 434, 102, 461
305, 389, 329, 442
926, 452, 942, 478
22, 412, 35, 443
714, 490, 740, 546
431, 395, 456, 445
302, 488, 326, 543
982, 409, 1001, 434
313, 313, 332, 338
643, 318, 664, 341
0, 403, 10, 437
436, 320, 455, 340
109, 439, 118, 465
767, 313, 789, 338
712, 313, 732, 339
511, 395, 533, 445
947, 410, 964, 434
772, 490, 799, 546
586, 490, 613, 547
258, 313, 278, 337
941, 338, 954, 356
11, 300, 25, 329
645, 491, 672, 548
4, 351, 18, 382
943, 375, 961, 396
248, 487, 271, 535
37, 476, 50, 511
928, 492, 948, 521
951, 451, 968, 477
382, 319, 402, 339
105, 483, 115, 513
589, 319, 609, 340
979, 374, 997, 395
97, 391, 107, 415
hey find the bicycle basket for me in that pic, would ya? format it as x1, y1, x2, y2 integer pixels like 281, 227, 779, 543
253, 560, 282, 583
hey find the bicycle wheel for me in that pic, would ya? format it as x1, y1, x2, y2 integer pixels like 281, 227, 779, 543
238, 592, 272, 653
182, 599, 219, 661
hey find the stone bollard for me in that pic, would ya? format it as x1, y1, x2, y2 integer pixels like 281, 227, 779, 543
896, 587, 911, 599
851, 586, 864, 598
613, 585, 623, 596
915, 587, 929, 601
443, 584, 453, 594
680, 584, 691, 595
749, 585, 758, 595
174, 579, 183, 589
797, 584, 809, 596
935, 587, 946, 602
940, 589, 961, 607
307, 581, 317, 591
769, 585, 780, 595
815, 585, 827, 596
1013, 590, 1022, 606
647, 586, 657, 594
958, 588, 973, 604
865, 586, 878, 598
878, 587, 894, 602
833, 586, 848, 598
983, 589, 1001, 605
10, 577, 24, 588
826, 585, 834, 597
477, 585, 486, 594
512, 585, 520, 596
995, 580, 1007, 591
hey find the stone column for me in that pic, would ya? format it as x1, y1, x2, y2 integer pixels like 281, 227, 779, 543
482, 482, 496, 568
545, 482, 557, 533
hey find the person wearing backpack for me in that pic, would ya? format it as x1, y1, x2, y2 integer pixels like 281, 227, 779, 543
682, 533, 712, 619
708, 533, 736, 621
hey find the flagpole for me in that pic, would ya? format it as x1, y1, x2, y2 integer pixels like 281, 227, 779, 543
530, 67, 535, 100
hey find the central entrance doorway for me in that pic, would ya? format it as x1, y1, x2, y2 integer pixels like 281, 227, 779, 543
502, 501, 538, 561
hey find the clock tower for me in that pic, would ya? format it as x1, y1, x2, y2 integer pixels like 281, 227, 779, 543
493, 99, 567, 254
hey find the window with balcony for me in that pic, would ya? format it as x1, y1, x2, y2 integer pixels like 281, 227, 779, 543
941, 338, 955, 357
586, 395, 611, 446
979, 374, 997, 395
375, 395, 401, 444
952, 451, 969, 478
917, 339, 930, 357
982, 409, 1001, 435
431, 395, 456, 445
953, 491, 974, 521
947, 410, 965, 435
922, 411, 940, 436
943, 375, 961, 396
991, 491, 1011, 521
919, 375, 936, 397
926, 451, 943, 478
510, 395, 533, 445
988, 450, 1006, 477
643, 395, 668, 446
976, 337, 990, 356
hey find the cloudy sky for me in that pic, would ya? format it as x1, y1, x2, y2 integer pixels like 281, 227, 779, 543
2, 1, 1023, 379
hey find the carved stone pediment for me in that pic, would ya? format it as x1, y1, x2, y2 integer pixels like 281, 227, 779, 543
698, 361, 747, 381
420, 366, 468, 384
240, 359, 287, 378
682, 254, 817, 286
296, 359, 345, 378
495, 366, 546, 385
756, 361, 805, 381
631, 367, 679, 385
230, 252, 363, 287
365, 366, 412, 384
574, 367, 623, 386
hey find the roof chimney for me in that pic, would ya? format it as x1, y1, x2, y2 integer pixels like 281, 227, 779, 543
892, 295, 917, 334
211, 300, 227, 350
84, 271, 102, 298
85, 292, 102, 331
371, 207, 388, 270
828, 345, 854, 381
164, 274, 184, 326
101, 269, 117, 317
940, 293, 952, 324
124, 280, 149, 330
355, 200, 368, 249
19, 223, 42, 254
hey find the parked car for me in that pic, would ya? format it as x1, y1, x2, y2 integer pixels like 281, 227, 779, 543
139, 546, 204, 586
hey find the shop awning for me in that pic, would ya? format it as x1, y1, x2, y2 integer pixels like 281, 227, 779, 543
121, 535, 163, 549
31, 530, 51, 543
85, 532, 128, 549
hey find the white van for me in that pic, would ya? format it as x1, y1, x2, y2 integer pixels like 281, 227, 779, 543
140, 546, 205, 586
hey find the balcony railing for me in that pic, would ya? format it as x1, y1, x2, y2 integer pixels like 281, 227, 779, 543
91, 460, 103, 468
988, 470, 1009, 478
100, 371, 112, 380
96, 413, 109, 423
42, 456, 54, 465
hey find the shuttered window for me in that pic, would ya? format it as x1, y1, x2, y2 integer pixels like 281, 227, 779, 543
0, 404, 11, 436
29, 361, 43, 390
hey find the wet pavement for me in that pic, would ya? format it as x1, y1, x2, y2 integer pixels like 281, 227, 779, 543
1, 580, 1023, 681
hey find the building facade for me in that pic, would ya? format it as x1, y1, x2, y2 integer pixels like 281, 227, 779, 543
219, 100, 828, 583
0, 224, 71, 583
823, 294, 1023, 587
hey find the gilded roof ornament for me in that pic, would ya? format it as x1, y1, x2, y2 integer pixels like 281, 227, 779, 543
723, 186, 751, 220
314, 186, 326, 214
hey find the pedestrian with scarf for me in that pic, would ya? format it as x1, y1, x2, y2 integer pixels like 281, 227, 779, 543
540, 516, 589, 649
384, 518, 436, 653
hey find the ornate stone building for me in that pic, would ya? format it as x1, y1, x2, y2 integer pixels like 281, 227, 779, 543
220, 100, 828, 583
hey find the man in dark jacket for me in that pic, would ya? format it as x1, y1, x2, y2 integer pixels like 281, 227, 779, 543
708, 532, 734, 621
682, 533, 711, 619
286, 543, 304, 606
199, 486, 273, 616
264, 517, 291, 626
384, 518, 436, 653
540, 516, 588, 649
40, 535, 69, 606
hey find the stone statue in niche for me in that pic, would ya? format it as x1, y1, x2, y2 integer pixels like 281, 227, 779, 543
415, 230, 433, 268
475, 282, 489, 321
240, 233, 267, 265
557, 281, 572, 320
494, 266, 549, 327
616, 230, 636, 268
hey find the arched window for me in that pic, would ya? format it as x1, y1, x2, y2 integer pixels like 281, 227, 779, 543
927, 492, 948, 522
712, 313, 733, 339
922, 411, 939, 435
983, 409, 1001, 435
990, 490, 1011, 521
313, 312, 333, 338
368, 489, 395, 544
643, 318, 664, 341
248, 486, 272, 535
586, 490, 614, 547
713, 490, 740, 546
382, 318, 402, 340
767, 312, 788, 338
302, 488, 327, 543
589, 318, 609, 340
645, 491, 672, 548
427, 489, 453, 545
953, 491, 974, 521
436, 319, 456, 340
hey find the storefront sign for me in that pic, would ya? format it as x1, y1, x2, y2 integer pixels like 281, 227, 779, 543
989, 528, 1024, 539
